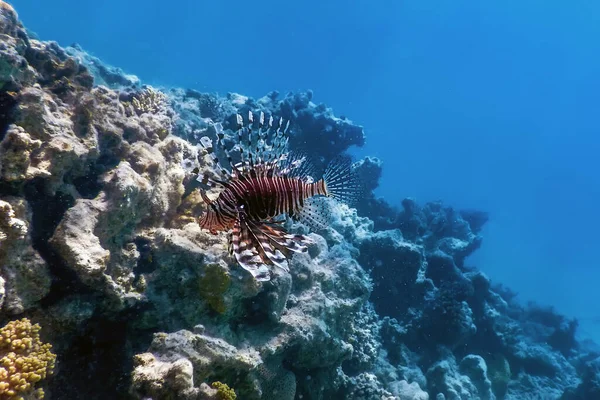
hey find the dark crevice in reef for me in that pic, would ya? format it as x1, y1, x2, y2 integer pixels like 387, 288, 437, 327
67, 129, 127, 200
0, 89, 18, 142
97, 128, 127, 170
133, 237, 158, 275
23, 178, 86, 307
68, 162, 105, 199
240, 289, 278, 326
0, 180, 22, 197
48, 307, 155, 400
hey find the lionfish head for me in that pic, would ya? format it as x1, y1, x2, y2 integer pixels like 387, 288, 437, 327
198, 201, 231, 234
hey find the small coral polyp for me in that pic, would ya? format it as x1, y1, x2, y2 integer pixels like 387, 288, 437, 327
0, 318, 56, 400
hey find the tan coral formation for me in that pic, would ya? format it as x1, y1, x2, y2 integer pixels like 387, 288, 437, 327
47, 134, 207, 304
0, 0, 206, 310
131, 330, 261, 400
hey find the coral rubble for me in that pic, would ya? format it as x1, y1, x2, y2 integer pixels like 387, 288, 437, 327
0, 2, 598, 399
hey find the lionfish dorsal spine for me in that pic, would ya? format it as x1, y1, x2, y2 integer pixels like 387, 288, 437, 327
252, 115, 268, 167
246, 112, 255, 168
234, 113, 247, 174
258, 111, 265, 127
214, 123, 238, 176
267, 117, 286, 168
198, 136, 232, 181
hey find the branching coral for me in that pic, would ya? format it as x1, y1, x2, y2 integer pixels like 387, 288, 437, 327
0, 318, 56, 399
131, 87, 168, 115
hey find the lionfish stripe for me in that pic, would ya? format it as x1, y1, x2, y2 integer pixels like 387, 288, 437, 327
279, 177, 288, 215
286, 180, 296, 214
293, 180, 302, 211
258, 224, 291, 251
259, 176, 270, 213
196, 172, 229, 189
236, 213, 291, 277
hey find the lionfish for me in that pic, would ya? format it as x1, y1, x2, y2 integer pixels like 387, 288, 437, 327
191, 112, 359, 281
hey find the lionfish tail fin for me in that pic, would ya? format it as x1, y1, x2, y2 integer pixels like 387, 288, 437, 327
323, 155, 362, 205
231, 214, 312, 281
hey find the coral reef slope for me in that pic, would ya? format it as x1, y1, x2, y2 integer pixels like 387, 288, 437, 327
0, 2, 599, 399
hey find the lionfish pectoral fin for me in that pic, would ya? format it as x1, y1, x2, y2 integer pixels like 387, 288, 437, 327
259, 222, 312, 255
295, 197, 332, 231
230, 214, 313, 280
231, 216, 271, 281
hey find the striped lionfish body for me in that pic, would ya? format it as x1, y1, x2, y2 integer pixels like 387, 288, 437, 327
195, 112, 358, 281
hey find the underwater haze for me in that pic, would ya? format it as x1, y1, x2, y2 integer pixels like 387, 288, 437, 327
18, 0, 599, 339
5, 0, 600, 398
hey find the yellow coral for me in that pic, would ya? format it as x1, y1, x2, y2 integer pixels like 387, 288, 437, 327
0, 318, 56, 400
211, 381, 236, 400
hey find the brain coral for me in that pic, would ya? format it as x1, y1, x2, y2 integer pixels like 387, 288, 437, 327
0, 318, 56, 400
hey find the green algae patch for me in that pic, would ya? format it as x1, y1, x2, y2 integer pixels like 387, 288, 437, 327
199, 264, 231, 314
211, 381, 237, 400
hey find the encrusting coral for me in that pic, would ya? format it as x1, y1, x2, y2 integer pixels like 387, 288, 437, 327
0, 318, 56, 400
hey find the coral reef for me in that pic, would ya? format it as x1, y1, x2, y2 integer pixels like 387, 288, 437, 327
1, 2, 599, 400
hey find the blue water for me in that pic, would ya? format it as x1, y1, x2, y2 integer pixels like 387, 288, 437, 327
16, 0, 600, 340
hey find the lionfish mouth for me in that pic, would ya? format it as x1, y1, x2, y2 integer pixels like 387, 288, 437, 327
188, 111, 360, 282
